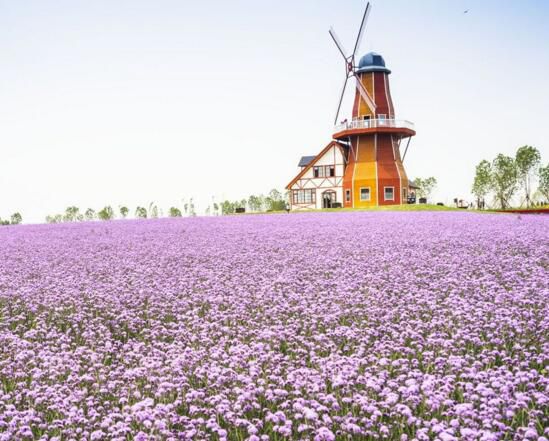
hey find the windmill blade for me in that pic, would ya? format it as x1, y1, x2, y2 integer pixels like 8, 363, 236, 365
334, 76, 349, 125
352, 2, 371, 58
355, 75, 376, 114
329, 27, 348, 60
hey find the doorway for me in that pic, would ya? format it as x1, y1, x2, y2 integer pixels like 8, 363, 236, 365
322, 190, 336, 208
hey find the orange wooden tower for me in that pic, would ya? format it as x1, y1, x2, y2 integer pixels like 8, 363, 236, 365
332, 52, 415, 207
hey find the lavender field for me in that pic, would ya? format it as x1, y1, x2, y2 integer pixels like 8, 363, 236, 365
0, 212, 547, 441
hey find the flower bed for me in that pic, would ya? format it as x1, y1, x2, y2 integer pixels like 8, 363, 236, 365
0, 212, 547, 440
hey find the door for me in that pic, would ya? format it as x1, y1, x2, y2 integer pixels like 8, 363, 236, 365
322, 191, 336, 208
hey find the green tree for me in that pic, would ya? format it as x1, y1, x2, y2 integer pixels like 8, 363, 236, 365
265, 189, 286, 211
491, 154, 517, 209
213, 202, 219, 215
97, 206, 114, 221
64, 206, 80, 222
471, 160, 492, 209
119, 206, 129, 218
188, 198, 196, 216
149, 202, 159, 219
169, 207, 182, 217
46, 214, 63, 223
84, 208, 96, 221
413, 177, 437, 201
515, 145, 541, 208
135, 206, 147, 219
248, 195, 263, 212
538, 163, 549, 202
10, 213, 23, 225
0, 218, 10, 226
221, 200, 235, 215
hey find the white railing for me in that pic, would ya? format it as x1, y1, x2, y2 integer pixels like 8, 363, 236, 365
334, 118, 415, 133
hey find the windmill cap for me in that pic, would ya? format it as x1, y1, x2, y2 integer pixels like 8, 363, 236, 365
356, 52, 391, 74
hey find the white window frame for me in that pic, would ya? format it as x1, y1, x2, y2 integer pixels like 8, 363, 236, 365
384, 186, 395, 201
360, 187, 371, 201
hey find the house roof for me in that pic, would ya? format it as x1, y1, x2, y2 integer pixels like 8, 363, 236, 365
286, 141, 346, 190
298, 156, 316, 167
409, 180, 420, 189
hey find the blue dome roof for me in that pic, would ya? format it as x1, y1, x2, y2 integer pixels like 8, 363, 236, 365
356, 52, 391, 74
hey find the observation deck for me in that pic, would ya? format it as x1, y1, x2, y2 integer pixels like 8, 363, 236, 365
332, 118, 415, 139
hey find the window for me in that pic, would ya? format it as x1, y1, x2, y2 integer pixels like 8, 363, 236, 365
313, 165, 336, 178
345, 189, 351, 202
292, 189, 316, 204
384, 187, 394, 201
378, 114, 386, 120
360, 187, 371, 201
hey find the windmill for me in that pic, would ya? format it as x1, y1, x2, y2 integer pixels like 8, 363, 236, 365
286, 2, 417, 211
329, 2, 376, 124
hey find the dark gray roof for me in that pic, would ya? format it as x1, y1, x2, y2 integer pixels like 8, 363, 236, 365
409, 180, 420, 189
298, 156, 316, 167
356, 52, 391, 74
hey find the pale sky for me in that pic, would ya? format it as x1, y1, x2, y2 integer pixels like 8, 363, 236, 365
1, 0, 549, 223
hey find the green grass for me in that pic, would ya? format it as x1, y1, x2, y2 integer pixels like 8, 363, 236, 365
254, 204, 462, 215
236, 203, 548, 216
315, 203, 459, 212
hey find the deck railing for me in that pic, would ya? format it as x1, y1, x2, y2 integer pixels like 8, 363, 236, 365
334, 118, 415, 133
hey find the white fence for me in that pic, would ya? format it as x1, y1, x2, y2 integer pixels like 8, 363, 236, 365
334, 118, 415, 133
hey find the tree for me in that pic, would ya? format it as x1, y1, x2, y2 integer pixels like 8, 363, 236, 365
10, 213, 23, 225
119, 206, 129, 218
471, 160, 492, 209
188, 198, 196, 216
84, 208, 96, 221
135, 206, 147, 219
265, 189, 286, 211
491, 154, 517, 209
414, 177, 437, 201
46, 214, 63, 223
169, 207, 182, 217
221, 200, 235, 215
64, 206, 80, 222
213, 202, 219, 215
248, 195, 263, 212
538, 163, 549, 202
0, 218, 10, 226
149, 202, 159, 219
515, 145, 541, 208
97, 206, 114, 221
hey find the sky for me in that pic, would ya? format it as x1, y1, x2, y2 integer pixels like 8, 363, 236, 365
1, 0, 549, 222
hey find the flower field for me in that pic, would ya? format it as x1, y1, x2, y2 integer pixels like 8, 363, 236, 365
0, 212, 547, 441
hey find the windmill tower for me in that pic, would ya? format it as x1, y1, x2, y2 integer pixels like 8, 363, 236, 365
329, 2, 415, 207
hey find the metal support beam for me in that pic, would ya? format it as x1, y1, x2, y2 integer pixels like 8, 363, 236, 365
401, 137, 412, 163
